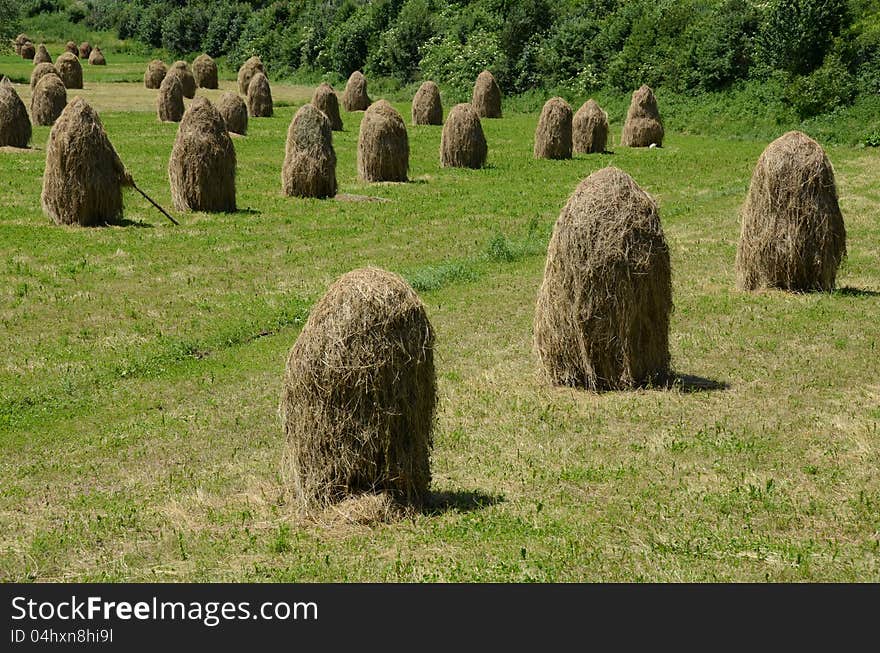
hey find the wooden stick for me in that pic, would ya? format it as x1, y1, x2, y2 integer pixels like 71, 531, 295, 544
131, 181, 179, 225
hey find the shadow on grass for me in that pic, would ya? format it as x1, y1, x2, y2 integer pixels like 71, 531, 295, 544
834, 286, 880, 298
424, 489, 503, 516
664, 373, 729, 393
110, 218, 153, 228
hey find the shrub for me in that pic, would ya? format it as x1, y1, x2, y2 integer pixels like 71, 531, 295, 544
419, 29, 505, 98
786, 54, 857, 118
162, 5, 208, 55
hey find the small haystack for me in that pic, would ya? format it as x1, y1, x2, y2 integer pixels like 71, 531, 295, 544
534, 166, 672, 390
64, 41, 78, 56
0, 76, 11, 88
157, 74, 184, 123
534, 97, 573, 160
246, 72, 273, 117
621, 85, 664, 147
168, 61, 196, 98
78, 42, 91, 59
14, 34, 30, 55
357, 100, 408, 182
573, 99, 608, 154
88, 47, 106, 66
0, 83, 31, 148
282, 103, 337, 199
217, 91, 248, 135
736, 131, 846, 292
192, 54, 218, 89
237, 56, 265, 95
20, 42, 35, 60
312, 83, 342, 131
33, 44, 51, 65
280, 266, 436, 510
31, 74, 67, 127
412, 81, 442, 125
440, 103, 487, 169
41, 98, 131, 226
144, 59, 167, 89
30, 62, 60, 90
472, 70, 502, 119
55, 52, 83, 89
168, 97, 236, 212
342, 70, 370, 112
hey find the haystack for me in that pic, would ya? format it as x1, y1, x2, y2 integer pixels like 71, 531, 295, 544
144, 60, 167, 89
342, 70, 370, 112
246, 72, 272, 117
64, 41, 78, 56
41, 98, 131, 226
20, 42, 35, 60
31, 74, 67, 127
157, 74, 184, 123
168, 97, 236, 212
736, 131, 846, 292
55, 53, 83, 89
168, 61, 196, 98
412, 81, 442, 125
311, 83, 342, 131
88, 47, 106, 65
192, 54, 218, 89
440, 103, 487, 169
217, 91, 247, 135
0, 83, 31, 148
78, 42, 91, 59
30, 62, 60, 90
573, 99, 608, 154
237, 56, 265, 95
282, 103, 337, 199
357, 100, 408, 182
0, 76, 11, 89
534, 166, 672, 390
14, 34, 29, 55
534, 97, 572, 159
472, 70, 501, 118
621, 85, 663, 147
33, 44, 51, 65
280, 266, 436, 510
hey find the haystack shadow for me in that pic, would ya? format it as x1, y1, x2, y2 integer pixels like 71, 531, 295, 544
663, 373, 729, 393
424, 489, 503, 516
834, 286, 880, 298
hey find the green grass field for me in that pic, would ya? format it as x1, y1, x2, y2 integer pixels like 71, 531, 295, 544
1, 51, 879, 582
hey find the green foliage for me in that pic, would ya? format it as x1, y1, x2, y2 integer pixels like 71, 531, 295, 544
0, 0, 20, 46
161, 5, 208, 55
419, 29, 505, 97
369, 0, 436, 82
786, 54, 857, 118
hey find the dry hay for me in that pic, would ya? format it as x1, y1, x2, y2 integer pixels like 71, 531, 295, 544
0, 83, 31, 148
311, 83, 343, 131
14, 34, 30, 55
168, 61, 196, 98
217, 91, 248, 135
168, 96, 236, 212
342, 70, 370, 112
20, 41, 35, 60
30, 74, 67, 127
534, 96, 573, 160
246, 72, 273, 118
440, 103, 487, 169
280, 266, 436, 510
472, 70, 502, 119
30, 62, 60, 90
55, 52, 83, 89
192, 54, 218, 89
412, 81, 442, 125
41, 97, 131, 226
64, 41, 77, 55
33, 44, 51, 65
736, 131, 846, 292
534, 166, 672, 390
157, 74, 184, 123
573, 99, 608, 154
357, 100, 408, 183
621, 85, 664, 147
144, 59, 167, 89
78, 42, 92, 59
0, 76, 11, 89
237, 56, 265, 95
88, 47, 106, 66
282, 103, 337, 199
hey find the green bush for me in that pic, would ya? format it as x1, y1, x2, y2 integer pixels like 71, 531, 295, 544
419, 29, 505, 98
161, 5, 208, 55
786, 54, 857, 118
368, 0, 436, 82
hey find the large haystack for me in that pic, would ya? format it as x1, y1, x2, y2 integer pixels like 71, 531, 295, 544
357, 100, 408, 182
33, 44, 51, 65
31, 74, 67, 127
55, 52, 83, 89
621, 85, 663, 147
440, 103, 487, 169
342, 70, 370, 112
412, 81, 442, 125
192, 54, 218, 89
88, 47, 106, 65
30, 62, 60, 90
157, 74, 184, 123
217, 92, 247, 135
78, 42, 92, 59
237, 56, 265, 95
534, 166, 672, 390
144, 59, 167, 89
312, 83, 342, 131
472, 70, 502, 119
736, 131, 846, 292
282, 103, 337, 199
41, 98, 131, 226
64, 41, 77, 55
534, 97, 573, 159
0, 83, 31, 148
246, 72, 273, 117
168, 97, 236, 212
20, 42, 35, 60
168, 61, 196, 98
573, 99, 608, 154
280, 266, 436, 510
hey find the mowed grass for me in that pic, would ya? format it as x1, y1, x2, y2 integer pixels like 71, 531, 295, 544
1, 53, 879, 582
